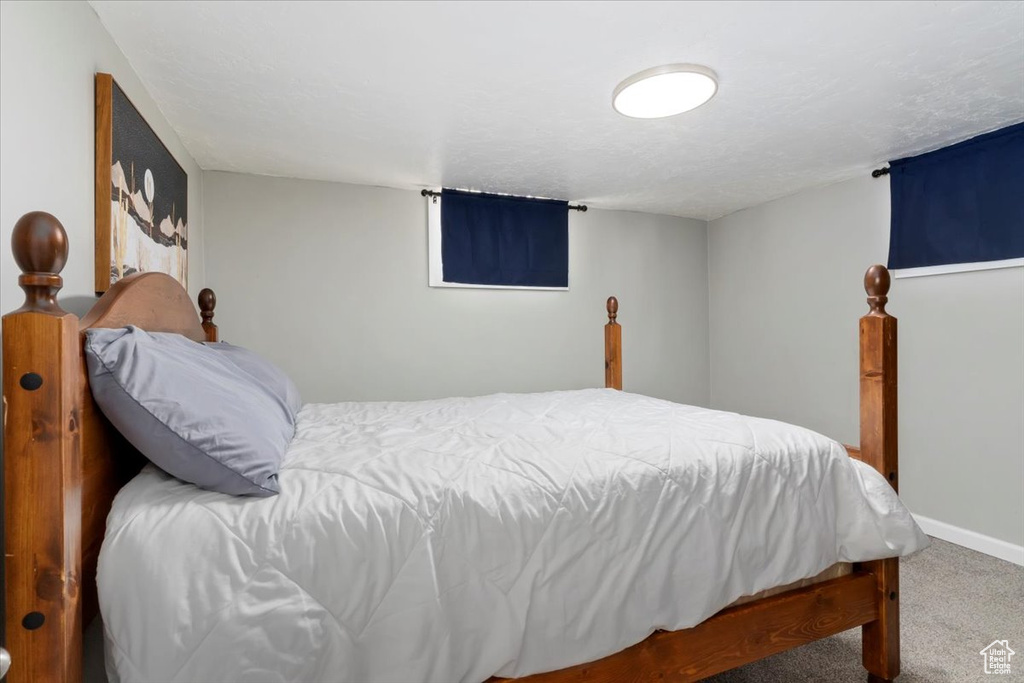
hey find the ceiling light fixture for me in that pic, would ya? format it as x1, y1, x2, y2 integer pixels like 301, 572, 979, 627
612, 64, 718, 119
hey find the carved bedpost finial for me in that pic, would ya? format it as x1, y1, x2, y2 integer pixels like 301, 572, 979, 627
198, 288, 218, 342
606, 296, 618, 323
864, 265, 891, 316
198, 288, 216, 323
11, 211, 69, 314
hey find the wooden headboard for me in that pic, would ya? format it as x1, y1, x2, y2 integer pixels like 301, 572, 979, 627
2, 212, 218, 683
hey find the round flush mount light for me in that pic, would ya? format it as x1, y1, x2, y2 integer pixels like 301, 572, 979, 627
612, 64, 718, 119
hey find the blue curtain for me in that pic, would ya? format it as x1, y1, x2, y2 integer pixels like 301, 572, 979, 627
441, 189, 569, 287
887, 122, 1024, 270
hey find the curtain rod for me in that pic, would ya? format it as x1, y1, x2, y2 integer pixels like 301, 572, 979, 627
871, 167, 890, 178
421, 189, 588, 212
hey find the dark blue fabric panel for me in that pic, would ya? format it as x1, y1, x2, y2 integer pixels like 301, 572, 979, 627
441, 189, 569, 287
887, 122, 1024, 269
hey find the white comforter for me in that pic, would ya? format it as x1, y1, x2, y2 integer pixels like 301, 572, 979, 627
99, 389, 928, 683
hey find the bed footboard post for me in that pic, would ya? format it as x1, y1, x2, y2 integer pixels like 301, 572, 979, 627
2, 213, 83, 683
605, 296, 622, 390
859, 265, 900, 682
199, 288, 218, 342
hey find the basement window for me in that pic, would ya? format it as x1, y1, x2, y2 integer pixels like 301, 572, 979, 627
887, 122, 1024, 279
427, 188, 570, 290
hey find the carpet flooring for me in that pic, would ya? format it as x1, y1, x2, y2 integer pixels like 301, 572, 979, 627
84, 538, 1022, 682
706, 538, 1023, 682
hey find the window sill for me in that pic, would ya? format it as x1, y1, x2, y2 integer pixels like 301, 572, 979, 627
891, 258, 1023, 279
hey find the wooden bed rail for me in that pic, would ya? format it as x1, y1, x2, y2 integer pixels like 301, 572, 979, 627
491, 572, 879, 683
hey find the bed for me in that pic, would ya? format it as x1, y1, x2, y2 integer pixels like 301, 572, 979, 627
3, 211, 924, 682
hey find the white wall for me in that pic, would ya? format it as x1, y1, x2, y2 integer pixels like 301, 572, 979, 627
0, 0, 205, 316
203, 172, 710, 406
709, 175, 1024, 547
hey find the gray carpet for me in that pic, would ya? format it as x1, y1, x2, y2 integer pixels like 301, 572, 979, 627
84, 538, 1022, 682
706, 538, 1024, 682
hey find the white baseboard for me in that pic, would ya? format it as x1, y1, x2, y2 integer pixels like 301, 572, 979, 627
914, 514, 1024, 566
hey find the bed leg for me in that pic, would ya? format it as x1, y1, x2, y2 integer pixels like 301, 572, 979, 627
862, 556, 900, 681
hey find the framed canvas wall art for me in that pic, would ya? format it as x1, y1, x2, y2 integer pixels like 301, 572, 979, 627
95, 72, 187, 293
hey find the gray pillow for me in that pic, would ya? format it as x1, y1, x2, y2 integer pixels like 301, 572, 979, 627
203, 341, 302, 420
84, 326, 293, 496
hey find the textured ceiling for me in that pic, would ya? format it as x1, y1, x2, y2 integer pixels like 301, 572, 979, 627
89, 1, 1024, 220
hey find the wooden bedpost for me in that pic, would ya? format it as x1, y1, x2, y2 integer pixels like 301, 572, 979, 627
859, 265, 900, 683
605, 296, 622, 390
2, 212, 83, 683
199, 288, 218, 342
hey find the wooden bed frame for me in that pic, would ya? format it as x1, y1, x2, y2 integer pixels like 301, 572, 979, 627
2, 211, 900, 682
